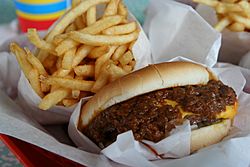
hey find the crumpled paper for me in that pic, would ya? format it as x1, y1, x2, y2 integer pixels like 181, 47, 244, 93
143, 0, 221, 67
196, 4, 250, 65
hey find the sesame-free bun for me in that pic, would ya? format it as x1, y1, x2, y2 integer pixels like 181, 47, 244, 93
79, 62, 232, 152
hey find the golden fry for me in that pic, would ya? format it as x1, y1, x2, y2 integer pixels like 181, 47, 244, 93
112, 44, 128, 61
192, 0, 219, 7
104, 0, 120, 16
39, 88, 70, 110
72, 45, 93, 67
118, 50, 134, 66
45, 0, 110, 42
41, 76, 94, 91
228, 22, 245, 32
69, 31, 139, 46
88, 46, 109, 59
214, 17, 231, 32
55, 39, 79, 56
28, 68, 44, 98
74, 65, 95, 77
118, 1, 128, 17
102, 22, 137, 35
87, 6, 96, 26
62, 98, 78, 107
27, 29, 56, 54
10, 43, 33, 79
62, 47, 77, 70
24, 47, 48, 76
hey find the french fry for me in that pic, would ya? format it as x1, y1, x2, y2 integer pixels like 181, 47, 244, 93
39, 88, 70, 110
65, 23, 77, 33
87, 6, 96, 26
239, 1, 250, 18
118, 1, 128, 17
62, 47, 77, 70
229, 13, 250, 29
53, 68, 71, 77
91, 64, 109, 93
69, 31, 139, 46
107, 62, 128, 82
72, 75, 83, 99
27, 29, 56, 54
214, 17, 231, 32
228, 22, 245, 32
75, 16, 86, 29
37, 50, 49, 62
95, 46, 117, 78
43, 55, 57, 70
45, 0, 110, 42
118, 50, 133, 66
74, 65, 95, 77
24, 47, 48, 76
88, 46, 109, 59
55, 39, 79, 56
122, 65, 133, 72
129, 40, 136, 50
10, 43, 33, 79
192, 0, 219, 7
103, 22, 137, 35
215, 3, 242, 14
62, 98, 78, 107
112, 44, 128, 61
104, 0, 120, 16
41, 76, 95, 91
72, 45, 93, 67
56, 57, 63, 69
72, 0, 81, 8
28, 69, 44, 97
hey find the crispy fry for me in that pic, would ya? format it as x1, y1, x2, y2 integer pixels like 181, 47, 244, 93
215, 3, 242, 14
238, 1, 250, 18
214, 17, 231, 32
229, 13, 250, 29
53, 68, 71, 77
88, 46, 109, 59
95, 46, 117, 78
62, 98, 78, 107
72, 75, 83, 99
37, 50, 49, 62
69, 31, 139, 46
24, 47, 48, 76
129, 40, 136, 50
107, 62, 128, 82
118, 1, 128, 17
118, 50, 133, 66
27, 29, 56, 54
87, 6, 96, 26
55, 39, 79, 56
65, 23, 77, 33
45, 0, 110, 42
72, 45, 93, 67
28, 68, 44, 97
228, 22, 245, 32
91, 64, 109, 93
122, 65, 133, 72
41, 76, 94, 91
39, 88, 70, 110
102, 22, 137, 35
193, 0, 219, 7
104, 0, 120, 16
112, 44, 128, 61
74, 65, 95, 77
10, 43, 33, 79
62, 47, 77, 70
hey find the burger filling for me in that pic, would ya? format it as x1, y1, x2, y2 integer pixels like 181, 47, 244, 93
83, 80, 237, 148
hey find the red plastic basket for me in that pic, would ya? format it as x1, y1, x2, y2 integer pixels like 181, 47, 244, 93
0, 134, 85, 167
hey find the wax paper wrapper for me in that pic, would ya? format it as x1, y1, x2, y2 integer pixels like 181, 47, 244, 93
196, 4, 250, 65
0, 9, 151, 125
143, 0, 221, 67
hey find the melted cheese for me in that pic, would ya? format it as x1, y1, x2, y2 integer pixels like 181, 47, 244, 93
164, 99, 237, 119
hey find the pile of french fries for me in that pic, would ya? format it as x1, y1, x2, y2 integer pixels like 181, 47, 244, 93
193, 0, 250, 32
10, 0, 139, 110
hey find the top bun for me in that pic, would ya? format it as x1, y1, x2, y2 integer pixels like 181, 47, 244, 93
79, 62, 217, 129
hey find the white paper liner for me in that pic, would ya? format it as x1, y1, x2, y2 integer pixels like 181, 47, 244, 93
196, 4, 250, 65
1, 9, 151, 125
143, 0, 221, 67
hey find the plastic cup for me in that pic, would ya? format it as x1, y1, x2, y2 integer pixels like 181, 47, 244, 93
14, 0, 71, 32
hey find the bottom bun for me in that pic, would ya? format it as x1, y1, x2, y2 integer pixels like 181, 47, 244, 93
191, 119, 231, 153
